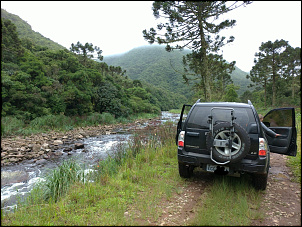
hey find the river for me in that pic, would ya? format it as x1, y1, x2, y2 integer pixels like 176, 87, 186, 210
1, 112, 180, 212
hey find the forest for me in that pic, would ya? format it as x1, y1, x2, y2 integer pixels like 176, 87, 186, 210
1, 4, 301, 129
1, 12, 185, 125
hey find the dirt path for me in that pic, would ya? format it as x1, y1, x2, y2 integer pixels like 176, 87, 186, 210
252, 153, 301, 226
148, 153, 301, 226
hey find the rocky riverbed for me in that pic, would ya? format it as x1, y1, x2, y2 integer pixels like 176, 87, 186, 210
1, 119, 153, 167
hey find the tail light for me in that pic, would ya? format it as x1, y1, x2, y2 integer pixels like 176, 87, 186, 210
258, 138, 268, 156
178, 131, 185, 147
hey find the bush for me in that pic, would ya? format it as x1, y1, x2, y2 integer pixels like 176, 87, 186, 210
29, 114, 73, 130
42, 160, 85, 202
1, 116, 25, 136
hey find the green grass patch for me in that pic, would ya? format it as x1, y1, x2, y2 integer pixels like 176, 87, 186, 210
189, 174, 263, 226
168, 109, 181, 114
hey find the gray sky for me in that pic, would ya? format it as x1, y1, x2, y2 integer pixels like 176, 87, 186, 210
1, 1, 301, 72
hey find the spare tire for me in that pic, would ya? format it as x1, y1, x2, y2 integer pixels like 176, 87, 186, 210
206, 122, 250, 163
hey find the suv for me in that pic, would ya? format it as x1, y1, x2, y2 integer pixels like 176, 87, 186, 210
176, 100, 297, 190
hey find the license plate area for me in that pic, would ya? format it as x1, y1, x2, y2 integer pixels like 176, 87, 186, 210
206, 164, 229, 172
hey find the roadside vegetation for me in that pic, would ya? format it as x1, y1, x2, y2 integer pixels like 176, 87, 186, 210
2, 121, 268, 226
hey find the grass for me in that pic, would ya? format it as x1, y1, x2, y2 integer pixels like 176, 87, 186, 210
189, 174, 263, 226
1, 112, 159, 137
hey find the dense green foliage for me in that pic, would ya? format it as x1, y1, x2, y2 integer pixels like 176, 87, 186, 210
1, 12, 183, 124
104, 45, 193, 99
247, 39, 301, 107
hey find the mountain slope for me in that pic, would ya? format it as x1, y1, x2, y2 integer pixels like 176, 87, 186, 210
104, 45, 251, 96
104, 45, 193, 98
1, 8, 65, 51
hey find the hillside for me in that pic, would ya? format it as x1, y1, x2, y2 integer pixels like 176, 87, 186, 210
2, 8, 186, 120
104, 45, 252, 96
104, 45, 193, 98
1, 8, 65, 51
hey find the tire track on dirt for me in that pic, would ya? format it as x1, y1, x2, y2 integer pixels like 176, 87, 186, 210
252, 153, 301, 226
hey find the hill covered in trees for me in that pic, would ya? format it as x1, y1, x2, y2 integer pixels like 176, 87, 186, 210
103, 45, 252, 97
2, 9, 185, 123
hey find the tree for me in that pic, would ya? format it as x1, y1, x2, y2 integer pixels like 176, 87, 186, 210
224, 84, 239, 102
143, 1, 251, 101
183, 52, 235, 101
280, 46, 301, 100
1, 18, 24, 63
247, 57, 270, 107
249, 39, 289, 106
70, 41, 103, 66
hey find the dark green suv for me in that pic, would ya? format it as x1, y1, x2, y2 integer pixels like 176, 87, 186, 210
176, 100, 297, 190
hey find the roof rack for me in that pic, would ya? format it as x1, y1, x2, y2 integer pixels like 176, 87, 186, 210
196, 99, 200, 103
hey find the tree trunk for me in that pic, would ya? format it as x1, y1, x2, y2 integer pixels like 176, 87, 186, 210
272, 54, 276, 106
197, 2, 211, 102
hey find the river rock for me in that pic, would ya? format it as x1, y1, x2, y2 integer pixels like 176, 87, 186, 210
74, 143, 84, 149
54, 151, 63, 156
1, 170, 29, 187
36, 159, 47, 165
63, 147, 72, 152
53, 140, 63, 145
42, 143, 49, 148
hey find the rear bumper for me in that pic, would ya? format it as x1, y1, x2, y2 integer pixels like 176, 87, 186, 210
178, 148, 268, 174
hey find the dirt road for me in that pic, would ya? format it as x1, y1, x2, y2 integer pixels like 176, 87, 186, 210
252, 153, 301, 226
147, 153, 301, 226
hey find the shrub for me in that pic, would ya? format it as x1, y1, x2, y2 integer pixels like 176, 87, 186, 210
1, 116, 25, 136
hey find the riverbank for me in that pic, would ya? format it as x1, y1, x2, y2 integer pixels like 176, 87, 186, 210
1, 118, 157, 167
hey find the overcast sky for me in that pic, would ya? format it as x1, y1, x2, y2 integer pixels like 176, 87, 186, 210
1, 1, 301, 72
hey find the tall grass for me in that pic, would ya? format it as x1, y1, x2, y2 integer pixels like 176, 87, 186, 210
42, 160, 85, 202
189, 174, 262, 226
18, 159, 86, 209
1, 112, 160, 137
1, 116, 25, 136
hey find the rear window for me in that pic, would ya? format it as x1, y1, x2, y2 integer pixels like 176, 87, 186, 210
186, 106, 256, 130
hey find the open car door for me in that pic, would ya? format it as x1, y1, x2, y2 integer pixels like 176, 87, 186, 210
176, 104, 192, 145
263, 107, 297, 156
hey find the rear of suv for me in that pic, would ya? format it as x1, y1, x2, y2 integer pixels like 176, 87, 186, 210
176, 100, 297, 190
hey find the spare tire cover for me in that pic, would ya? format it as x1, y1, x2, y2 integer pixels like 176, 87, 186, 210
206, 122, 250, 163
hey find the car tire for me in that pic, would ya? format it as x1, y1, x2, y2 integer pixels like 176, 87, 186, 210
206, 122, 250, 163
252, 172, 268, 190
178, 162, 193, 178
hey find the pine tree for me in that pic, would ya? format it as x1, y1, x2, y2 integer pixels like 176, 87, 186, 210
143, 1, 251, 101
249, 39, 289, 106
